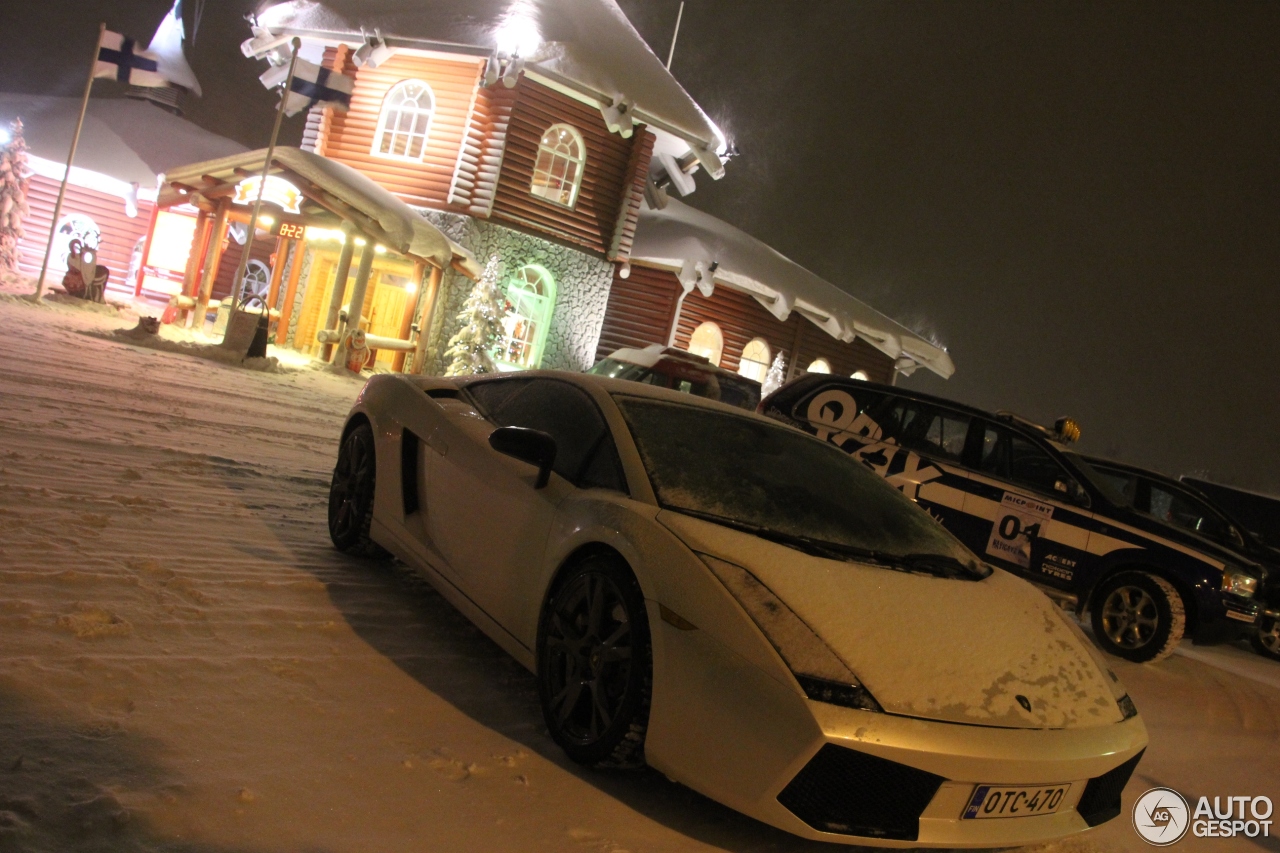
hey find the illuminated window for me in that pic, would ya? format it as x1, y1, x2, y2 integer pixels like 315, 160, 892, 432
499, 265, 556, 369
738, 338, 770, 382
806, 358, 831, 374
373, 79, 435, 161
530, 124, 585, 208
850, 370, 869, 381
687, 321, 724, 366
53, 213, 100, 268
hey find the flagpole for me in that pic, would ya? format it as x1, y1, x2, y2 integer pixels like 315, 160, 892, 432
32, 22, 105, 302
224, 37, 301, 335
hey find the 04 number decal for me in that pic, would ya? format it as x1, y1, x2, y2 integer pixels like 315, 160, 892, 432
998, 515, 1042, 542
985, 493, 1054, 569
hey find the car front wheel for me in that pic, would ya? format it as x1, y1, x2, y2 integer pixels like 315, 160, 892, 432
537, 554, 652, 768
1090, 571, 1185, 663
1251, 614, 1280, 661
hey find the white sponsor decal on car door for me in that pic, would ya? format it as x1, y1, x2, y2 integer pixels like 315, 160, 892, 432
987, 492, 1055, 568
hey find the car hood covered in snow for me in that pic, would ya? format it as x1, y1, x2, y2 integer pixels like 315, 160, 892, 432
659, 512, 1125, 730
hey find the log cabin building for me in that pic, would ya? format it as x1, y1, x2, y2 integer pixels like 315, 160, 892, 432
146, 0, 954, 382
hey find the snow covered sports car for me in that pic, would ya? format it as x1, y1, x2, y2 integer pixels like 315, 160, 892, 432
327, 371, 1148, 847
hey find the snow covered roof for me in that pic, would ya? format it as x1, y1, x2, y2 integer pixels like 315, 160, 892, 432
160, 147, 480, 276
0, 93, 243, 187
630, 199, 955, 379
252, 0, 725, 168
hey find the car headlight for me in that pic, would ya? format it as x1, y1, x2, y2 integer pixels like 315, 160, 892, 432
697, 553, 883, 713
1223, 565, 1260, 598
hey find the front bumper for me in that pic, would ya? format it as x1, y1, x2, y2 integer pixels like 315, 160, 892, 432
1192, 592, 1260, 643
751, 703, 1149, 848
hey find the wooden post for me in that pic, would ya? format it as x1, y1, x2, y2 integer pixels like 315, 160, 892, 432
192, 200, 230, 331
175, 208, 210, 323
275, 239, 305, 346
393, 261, 428, 373
319, 226, 356, 361
133, 203, 161, 296
787, 318, 806, 381
410, 265, 444, 375
264, 236, 288, 310
333, 241, 377, 369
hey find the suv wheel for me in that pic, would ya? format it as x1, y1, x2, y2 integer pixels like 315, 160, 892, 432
1090, 571, 1185, 663
1251, 615, 1280, 661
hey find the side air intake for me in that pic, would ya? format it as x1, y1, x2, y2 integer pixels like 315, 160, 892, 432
401, 429, 421, 515
1076, 750, 1144, 827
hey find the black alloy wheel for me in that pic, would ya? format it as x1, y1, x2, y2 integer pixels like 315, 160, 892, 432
1251, 615, 1280, 661
328, 422, 386, 557
537, 554, 651, 768
1090, 571, 1185, 663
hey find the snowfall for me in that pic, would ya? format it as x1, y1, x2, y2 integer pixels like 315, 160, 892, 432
0, 282, 1277, 853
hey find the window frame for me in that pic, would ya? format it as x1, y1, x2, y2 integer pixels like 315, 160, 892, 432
737, 337, 771, 383
687, 321, 725, 367
529, 123, 586, 209
371, 79, 437, 163
496, 264, 557, 371
806, 358, 832, 374
973, 420, 1089, 506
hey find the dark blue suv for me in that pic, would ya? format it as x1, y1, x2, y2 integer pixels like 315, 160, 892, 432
761, 375, 1262, 663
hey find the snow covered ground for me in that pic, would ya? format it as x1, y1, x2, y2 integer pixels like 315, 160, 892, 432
0, 288, 1277, 853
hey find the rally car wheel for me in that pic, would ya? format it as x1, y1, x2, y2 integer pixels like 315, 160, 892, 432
1250, 615, 1280, 661
1091, 571, 1185, 663
537, 554, 652, 769
328, 422, 387, 558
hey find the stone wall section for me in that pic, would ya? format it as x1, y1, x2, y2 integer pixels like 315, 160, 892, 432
418, 211, 614, 376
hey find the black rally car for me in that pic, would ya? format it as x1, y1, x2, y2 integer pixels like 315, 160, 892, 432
1084, 459, 1280, 661
760, 375, 1262, 663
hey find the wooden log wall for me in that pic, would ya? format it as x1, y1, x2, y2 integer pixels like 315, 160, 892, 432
17, 174, 153, 295
317, 50, 486, 209
448, 81, 517, 217
597, 262, 895, 383
211, 233, 276, 303
491, 78, 652, 257
594, 263, 682, 360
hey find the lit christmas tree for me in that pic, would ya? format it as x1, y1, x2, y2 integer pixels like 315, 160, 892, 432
761, 350, 787, 397
0, 119, 30, 275
444, 257, 505, 376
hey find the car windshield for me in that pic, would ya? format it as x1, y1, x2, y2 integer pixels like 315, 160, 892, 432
614, 396, 985, 578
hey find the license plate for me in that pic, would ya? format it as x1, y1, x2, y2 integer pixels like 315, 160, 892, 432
962, 784, 1070, 819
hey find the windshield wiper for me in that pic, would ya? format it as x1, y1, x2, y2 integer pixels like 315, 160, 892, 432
669, 508, 990, 580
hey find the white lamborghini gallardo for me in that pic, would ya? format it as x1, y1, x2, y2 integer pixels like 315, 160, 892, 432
327, 370, 1148, 848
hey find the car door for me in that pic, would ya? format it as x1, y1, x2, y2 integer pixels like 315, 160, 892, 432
962, 422, 1093, 589
426, 377, 617, 638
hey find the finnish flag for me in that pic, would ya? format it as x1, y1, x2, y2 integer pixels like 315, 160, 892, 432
94, 30, 169, 87
260, 59, 354, 117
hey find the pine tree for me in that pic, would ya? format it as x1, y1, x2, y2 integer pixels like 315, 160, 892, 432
0, 119, 30, 275
761, 350, 788, 397
444, 257, 506, 376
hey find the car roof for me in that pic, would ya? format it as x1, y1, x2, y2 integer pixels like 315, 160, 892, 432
457, 369, 781, 422
766, 374, 1066, 448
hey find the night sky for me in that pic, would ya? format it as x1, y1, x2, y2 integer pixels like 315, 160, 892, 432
3, 1, 1277, 491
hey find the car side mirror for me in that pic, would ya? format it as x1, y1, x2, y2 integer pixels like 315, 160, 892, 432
489, 426, 556, 489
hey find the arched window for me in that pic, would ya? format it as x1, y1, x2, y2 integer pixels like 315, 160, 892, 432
687, 321, 724, 366
54, 213, 101, 268
373, 80, 435, 161
499, 265, 556, 369
850, 370, 869, 381
530, 124, 585, 208
738, 338, 770, 383
806, 358, 831, 374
